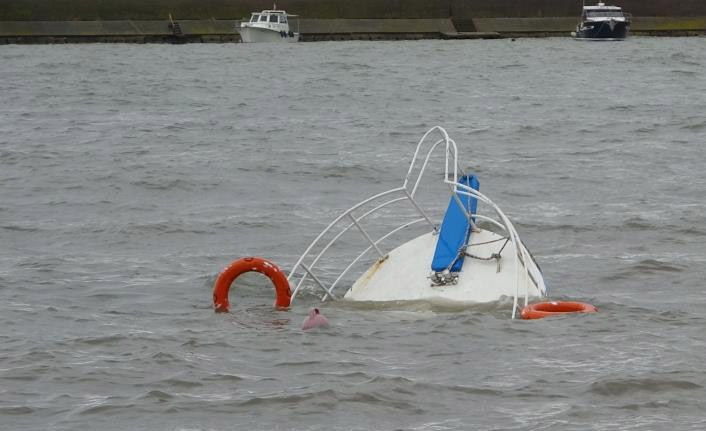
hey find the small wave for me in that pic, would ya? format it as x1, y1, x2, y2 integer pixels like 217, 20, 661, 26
0, 149, 23, 165
634, 126, 658, 134
613, 399, 680, 410
150, 352, 181, 363
116, 220, 213, 236
670, 52, 702, 66
1, 223, 39, 232
631, 259, 686, 273
460, 125, 491, 134
232, 220, 278, 229
513, 381, 570, 399
79, 403, 137, 415
273, 360, 322, 367
671, 69, 697, 76
623, 217, 655, 230
589, 376, 701, 396
72, 334, 127, 346
159, 378, 203, 388
445, 384, 504, 397
562, 147, 612, 156
680, 119, 706, 131
601, 258, 686, 281
140, 390, 174, 402
323, 61, 373, 71
517, 124, 543, 133
516, 222, 593, 233
85, 292, 123, 301
299, 370, 371, 381
237, 388, 338, 408
317, 164, 386, 181
675, 226, 706, 236
201, 373, 246, 382
229, 378, 434, 413
366, 375, 506, 397
0, 406, 34, 415
1, 373, 40, 382
607, 104, 636, 112
129, 177, 192, 191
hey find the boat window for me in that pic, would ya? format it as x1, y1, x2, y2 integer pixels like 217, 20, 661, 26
587, 11, 623, 18
281, 16, 288, 24
250, 14, 260, 23
259, 14, 268, 22
269, 15, 279, 23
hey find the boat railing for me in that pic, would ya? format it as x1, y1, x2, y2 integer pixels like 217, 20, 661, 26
287, 126, 537, 318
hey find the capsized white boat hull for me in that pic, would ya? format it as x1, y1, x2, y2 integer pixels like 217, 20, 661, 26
345, 230, 546, 303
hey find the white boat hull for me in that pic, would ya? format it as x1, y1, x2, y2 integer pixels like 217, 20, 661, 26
287, 126, 548, 318
239, 27, 300, 43
345, 230, 546, 303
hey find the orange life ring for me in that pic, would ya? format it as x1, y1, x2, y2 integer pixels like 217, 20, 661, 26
521, 301, 597, 320
213, 257, 291, 313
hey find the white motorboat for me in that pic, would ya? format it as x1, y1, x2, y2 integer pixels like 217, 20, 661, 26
286, 127, 547, 318
239, 8, 300, 43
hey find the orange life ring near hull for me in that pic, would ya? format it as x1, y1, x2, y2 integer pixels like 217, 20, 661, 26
521, 301, 597, 320
213, 257, 291, 313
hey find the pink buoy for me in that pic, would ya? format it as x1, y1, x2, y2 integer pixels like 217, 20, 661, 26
301, 308, 329, 330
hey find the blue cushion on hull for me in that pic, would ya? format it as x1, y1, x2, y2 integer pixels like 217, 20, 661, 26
430, 175, 479, 273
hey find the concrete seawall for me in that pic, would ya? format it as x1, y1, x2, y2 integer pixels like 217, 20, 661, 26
1, 0, 706, 43
2, 16, 705, 44
4, 0, 706, 21
0, 20, 241, 44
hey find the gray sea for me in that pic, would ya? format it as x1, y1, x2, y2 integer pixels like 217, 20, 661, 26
1, 38, 706, 431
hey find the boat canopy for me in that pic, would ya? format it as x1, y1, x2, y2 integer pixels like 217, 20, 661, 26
249, 10, 297, 23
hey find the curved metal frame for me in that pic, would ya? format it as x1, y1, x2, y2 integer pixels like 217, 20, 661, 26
287, 126, 539, 318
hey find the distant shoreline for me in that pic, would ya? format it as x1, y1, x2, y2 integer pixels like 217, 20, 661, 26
1, 17, 705, 44
3, 0, 706, 43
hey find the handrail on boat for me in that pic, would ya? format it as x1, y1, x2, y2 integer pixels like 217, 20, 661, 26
287, 126, 538, 318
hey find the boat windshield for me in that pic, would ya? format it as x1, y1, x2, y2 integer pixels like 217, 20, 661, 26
587, 10, 624, 17
259, 14, 268, 22
250, 14, 260, 22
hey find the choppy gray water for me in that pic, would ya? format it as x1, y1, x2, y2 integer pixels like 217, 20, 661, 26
2, 38, 706, 431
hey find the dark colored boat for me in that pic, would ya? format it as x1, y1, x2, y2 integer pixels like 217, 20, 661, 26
571, 2, 631, 40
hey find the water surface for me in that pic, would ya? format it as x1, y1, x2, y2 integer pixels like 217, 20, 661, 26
1, 38, 706, 430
